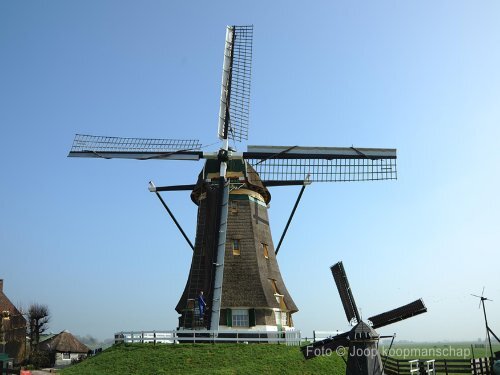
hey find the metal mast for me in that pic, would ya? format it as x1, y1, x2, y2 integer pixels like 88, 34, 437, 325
472, 289, 495, 361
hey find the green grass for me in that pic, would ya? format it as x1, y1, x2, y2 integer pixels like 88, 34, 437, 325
60, 342, 500, 374
60, 343, 346, 375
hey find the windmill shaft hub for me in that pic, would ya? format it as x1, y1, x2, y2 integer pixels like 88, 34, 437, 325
218, 149, 229, 162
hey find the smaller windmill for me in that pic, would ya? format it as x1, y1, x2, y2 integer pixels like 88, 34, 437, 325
302, 261, 427, 375
471, 288, 500, 361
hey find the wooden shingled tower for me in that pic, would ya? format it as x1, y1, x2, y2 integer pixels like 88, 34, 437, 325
68, 26, 398, 333
175, 159, 298, 330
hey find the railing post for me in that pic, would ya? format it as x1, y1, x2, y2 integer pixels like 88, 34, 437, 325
425, 360, 435, 375
409, 359, 419, 375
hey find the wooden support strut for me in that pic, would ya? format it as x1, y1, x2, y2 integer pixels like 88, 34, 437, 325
153, 191, 195, 251
275, 183, 307, 255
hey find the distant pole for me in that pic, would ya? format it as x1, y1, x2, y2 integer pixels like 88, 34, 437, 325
481, 299, 494, 361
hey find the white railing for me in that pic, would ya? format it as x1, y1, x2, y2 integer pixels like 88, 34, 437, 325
425, 359, 435, 375
312, 330, 344, 342
409, 359, 420, 375
114, 329, 302, 346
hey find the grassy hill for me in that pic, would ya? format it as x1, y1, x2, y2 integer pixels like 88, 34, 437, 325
60, 343, 345, 375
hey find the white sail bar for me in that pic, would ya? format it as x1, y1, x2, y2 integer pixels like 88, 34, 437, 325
217, 26, 234, 141
245, 145, 397, 160
69, 151, 202, 161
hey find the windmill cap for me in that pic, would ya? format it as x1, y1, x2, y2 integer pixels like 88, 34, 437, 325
349, 321, 379, 340
191, 159, 271, 204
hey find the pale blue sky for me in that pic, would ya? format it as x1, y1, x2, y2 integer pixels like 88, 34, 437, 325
1, 1, 499, 342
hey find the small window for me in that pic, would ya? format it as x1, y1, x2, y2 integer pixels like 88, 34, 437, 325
230, 200, 238, 214
232, 309, 249, 327
262, 243, 269, 259
275, 310, 288, 327
232, 239, 241, 256
62, 352, 71, 360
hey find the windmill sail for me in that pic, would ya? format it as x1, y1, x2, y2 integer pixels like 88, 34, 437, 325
331, 261, 361, 324
218, 25, 253, 142
210, 24, 253, 331
368, 299, 427, 329
68, 134, 202, 160
301, 332, 349, 359
244, 145, 397, 182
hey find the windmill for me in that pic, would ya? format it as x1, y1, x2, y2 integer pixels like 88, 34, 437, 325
302, 261, 427, 375
68, 25, 398, 333
471, 288, 500, 361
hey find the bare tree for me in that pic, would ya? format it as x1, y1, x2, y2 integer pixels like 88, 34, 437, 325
28, 303, 50, 351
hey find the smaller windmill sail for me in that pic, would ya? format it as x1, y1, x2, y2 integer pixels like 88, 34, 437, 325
331, 261, 361, 324
68, 134, 202, 160
301, 332, 349, 360
368, 299, 427, 329
218, 25, 253, 142
244, 145, 397, 183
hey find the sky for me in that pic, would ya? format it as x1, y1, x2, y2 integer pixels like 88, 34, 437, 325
1, 1, 499, 342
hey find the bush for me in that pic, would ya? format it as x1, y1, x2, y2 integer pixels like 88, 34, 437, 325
30, 350, 51, 369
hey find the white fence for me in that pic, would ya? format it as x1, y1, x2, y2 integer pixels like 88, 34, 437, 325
114, 329, 302, 346
312, 330, 344, 342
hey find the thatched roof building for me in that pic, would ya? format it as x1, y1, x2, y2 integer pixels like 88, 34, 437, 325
39, 330, 88, 353
39, 330, 89, 367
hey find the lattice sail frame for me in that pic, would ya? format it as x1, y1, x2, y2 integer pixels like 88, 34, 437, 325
368, 299, 427, 329
218, 25, 253, 142
246, 157, 396, 182
331, 261, 361, 324
70, 134, 201, 153
244, 146, 397, 182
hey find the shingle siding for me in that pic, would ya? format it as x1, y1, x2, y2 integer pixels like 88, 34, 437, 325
176, 162, 298, 329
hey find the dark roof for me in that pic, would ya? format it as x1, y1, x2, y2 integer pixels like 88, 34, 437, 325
349, 321, 379, 340
40, 331, 89, 353
0, 281, 27, 325
191, 160, 272, 204
39, 332, 58, 343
